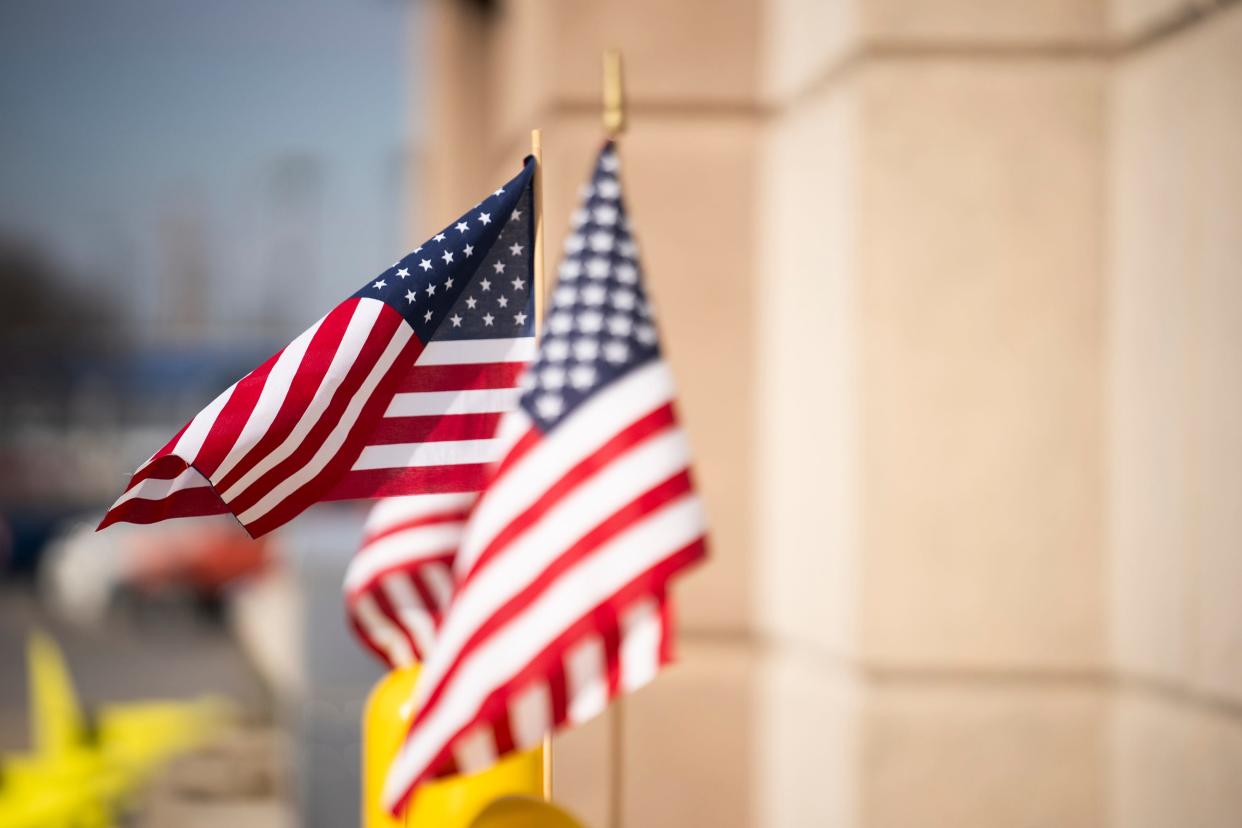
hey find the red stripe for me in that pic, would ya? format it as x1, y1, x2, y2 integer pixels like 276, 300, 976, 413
460, 403, 677, 586
363, 511, 470, 547
599, 606, 622, 695
659, 594, 675, 663
491, 713, 516, 757
215, 300, 360, 493
344, 552, 455, 602
388, 538, 706, 812
194, 347, 284, 477
227, 307, 403, 514
414, 471, 694, 727
243, 324, 423, 536
368, 412, 502, 444
122, 453, 193, 490
547, 662, 569, 725
323, 464, 491, 502
98, 482, 229, 529
488, 427, 540, 483
139, 420, 192, 471
407, 569, 443, 618
394, 361, 524, 393
372, 585, 422, 666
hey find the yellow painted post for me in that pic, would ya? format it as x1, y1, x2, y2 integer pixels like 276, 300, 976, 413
363, 666, 419, 828
362, 666, 544, 827
28, 629, 86, 758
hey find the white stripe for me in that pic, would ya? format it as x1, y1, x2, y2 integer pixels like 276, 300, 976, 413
619, 597, 662, 693
345, 522, 464, 592
238, 320, 413, 524
209, 312, 327, 483
509, 681, 552, 750
383, 494, 704, 807
353, 594, 414, 668
421, 562, 455, 609
419, 337, 535, 366
455, 360, 676, 577
451, 723, 498, 774
221, 300, 382, 502
352, 439, 503, 471
171, 381, 238, 463
492, 408, 534, 460
382, 573, 437, 659
385, 387, 520, 418
365, 493, 476, 534
112, 466, 210, 508
419, 426, 691, 704
565, 635, 608, 725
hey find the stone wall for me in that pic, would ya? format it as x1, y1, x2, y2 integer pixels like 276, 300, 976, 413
409, 1, 1242, 825
1109, 3, 1242, 826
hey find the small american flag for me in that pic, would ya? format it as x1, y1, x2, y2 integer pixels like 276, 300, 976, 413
343, 180, 536, 666
382, 142, 707, 814
99, 159, 536, 539
345, 492, 473, 666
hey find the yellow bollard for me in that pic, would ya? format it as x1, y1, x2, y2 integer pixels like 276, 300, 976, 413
363, 665, 545, 827
467, 795, 585, 828
2, 632, 228, 828
28, 630, 86, 758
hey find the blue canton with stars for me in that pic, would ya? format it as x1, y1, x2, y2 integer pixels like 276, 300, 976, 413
520, 141, 660, 430
436, 184, 534, 341
354, 158, 535, 342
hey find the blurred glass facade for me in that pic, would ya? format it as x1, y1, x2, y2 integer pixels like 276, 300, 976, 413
1, 3, 410, 826
0, 0, 411, 538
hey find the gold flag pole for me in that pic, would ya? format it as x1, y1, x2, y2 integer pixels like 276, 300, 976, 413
522, 49, 626, 816
531, 128, 548, 339
603, 49, 626, 138
601, 47, 627, 828
530, 126, 554, 803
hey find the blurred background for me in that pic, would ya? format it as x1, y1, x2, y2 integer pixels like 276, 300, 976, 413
2, 1, 1241, 827
0, 1, 408, 825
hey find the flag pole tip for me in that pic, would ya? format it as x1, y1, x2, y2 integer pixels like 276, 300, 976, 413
602, 50, 626, 138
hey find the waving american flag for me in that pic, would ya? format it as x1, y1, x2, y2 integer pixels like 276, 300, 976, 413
100, 159, 536, 539
382, 142, 708, 814
345, 492, 473, 666
342, 179, 536, 667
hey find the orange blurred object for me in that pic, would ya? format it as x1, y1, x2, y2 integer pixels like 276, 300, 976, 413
128, 522, 270, 593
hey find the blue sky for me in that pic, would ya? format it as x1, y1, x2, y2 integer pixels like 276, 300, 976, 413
0, 0, 415, 344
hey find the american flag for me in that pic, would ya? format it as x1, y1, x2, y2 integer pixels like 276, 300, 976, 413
382, 142, 708, 814
343, 180, 536, 667
345, 492, 473, 666
99, 160, 536, 539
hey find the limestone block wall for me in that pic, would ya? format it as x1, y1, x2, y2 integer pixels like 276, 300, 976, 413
407, 0, 1242, 825
1108, 2, 1242, 825
759, 3, 1109, 826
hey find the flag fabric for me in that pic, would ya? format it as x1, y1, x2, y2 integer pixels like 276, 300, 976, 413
342, 181, 536, 666
344, 492, 474, 666
382, 141, 708, 814
327, 183, 536, 502
99, 160, 536, 539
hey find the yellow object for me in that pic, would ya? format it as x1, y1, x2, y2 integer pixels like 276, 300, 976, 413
363, 665, 545, 827
468, 795, 585, 828
29, 629, 87, 757
0, 631, 229, 828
